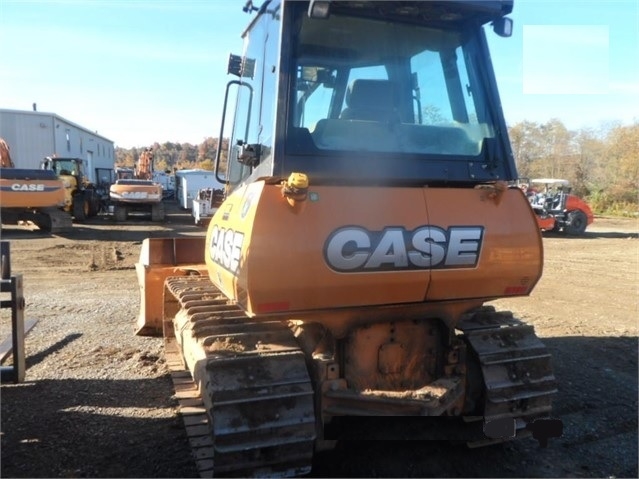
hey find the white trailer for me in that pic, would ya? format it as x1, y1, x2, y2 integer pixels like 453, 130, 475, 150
174, 169, 223, 210
152, 171, 176, 199
192, 187, 225, 226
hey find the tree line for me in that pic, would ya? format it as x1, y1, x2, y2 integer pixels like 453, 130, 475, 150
509, 119, 637, 216
116, 137, 229, 175
116, 119, 638, 216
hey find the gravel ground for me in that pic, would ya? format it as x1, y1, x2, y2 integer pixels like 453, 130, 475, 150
1, 209, 202, 478
0, 271, 200, 478
0, 208, 637, 478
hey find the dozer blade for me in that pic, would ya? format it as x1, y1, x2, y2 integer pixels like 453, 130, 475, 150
135, 237, 207, 336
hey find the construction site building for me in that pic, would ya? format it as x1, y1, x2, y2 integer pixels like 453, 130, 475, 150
0, 108, 115, 189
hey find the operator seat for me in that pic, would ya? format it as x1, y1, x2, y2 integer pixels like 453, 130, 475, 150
340, 79, 399, 122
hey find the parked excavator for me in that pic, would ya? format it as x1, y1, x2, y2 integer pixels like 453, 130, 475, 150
135, 1, 561, 476
0, 138, 72, 232
109, 148, 164, 221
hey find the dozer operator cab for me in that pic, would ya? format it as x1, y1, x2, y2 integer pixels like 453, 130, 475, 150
115, 167, 135, 180
215, 0, 517, 192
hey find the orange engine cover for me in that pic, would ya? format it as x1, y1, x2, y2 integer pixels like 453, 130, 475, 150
205, 181, 543, 326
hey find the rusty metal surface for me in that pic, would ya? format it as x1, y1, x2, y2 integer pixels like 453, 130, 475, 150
343, 319, 441, 391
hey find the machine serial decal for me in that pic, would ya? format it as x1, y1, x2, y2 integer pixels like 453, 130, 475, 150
324, 225, 484, 272
209, 225, 245, 273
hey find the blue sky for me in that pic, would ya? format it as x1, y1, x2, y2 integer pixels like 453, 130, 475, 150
1, 0, 637, 149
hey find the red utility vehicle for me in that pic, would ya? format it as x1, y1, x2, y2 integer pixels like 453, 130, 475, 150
522, 178, 594, 235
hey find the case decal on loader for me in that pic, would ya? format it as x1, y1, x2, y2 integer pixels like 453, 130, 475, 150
324, 225, 484, 272
209, 225, 245, 273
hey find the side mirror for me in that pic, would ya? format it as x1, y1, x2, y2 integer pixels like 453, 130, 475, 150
227, 53, 256, 79
493, 17, 513, 38
236, 141, 261, 167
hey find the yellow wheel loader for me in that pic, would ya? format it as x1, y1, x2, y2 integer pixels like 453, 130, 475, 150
136, 1, 562, 476
40, 157, 101, 222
